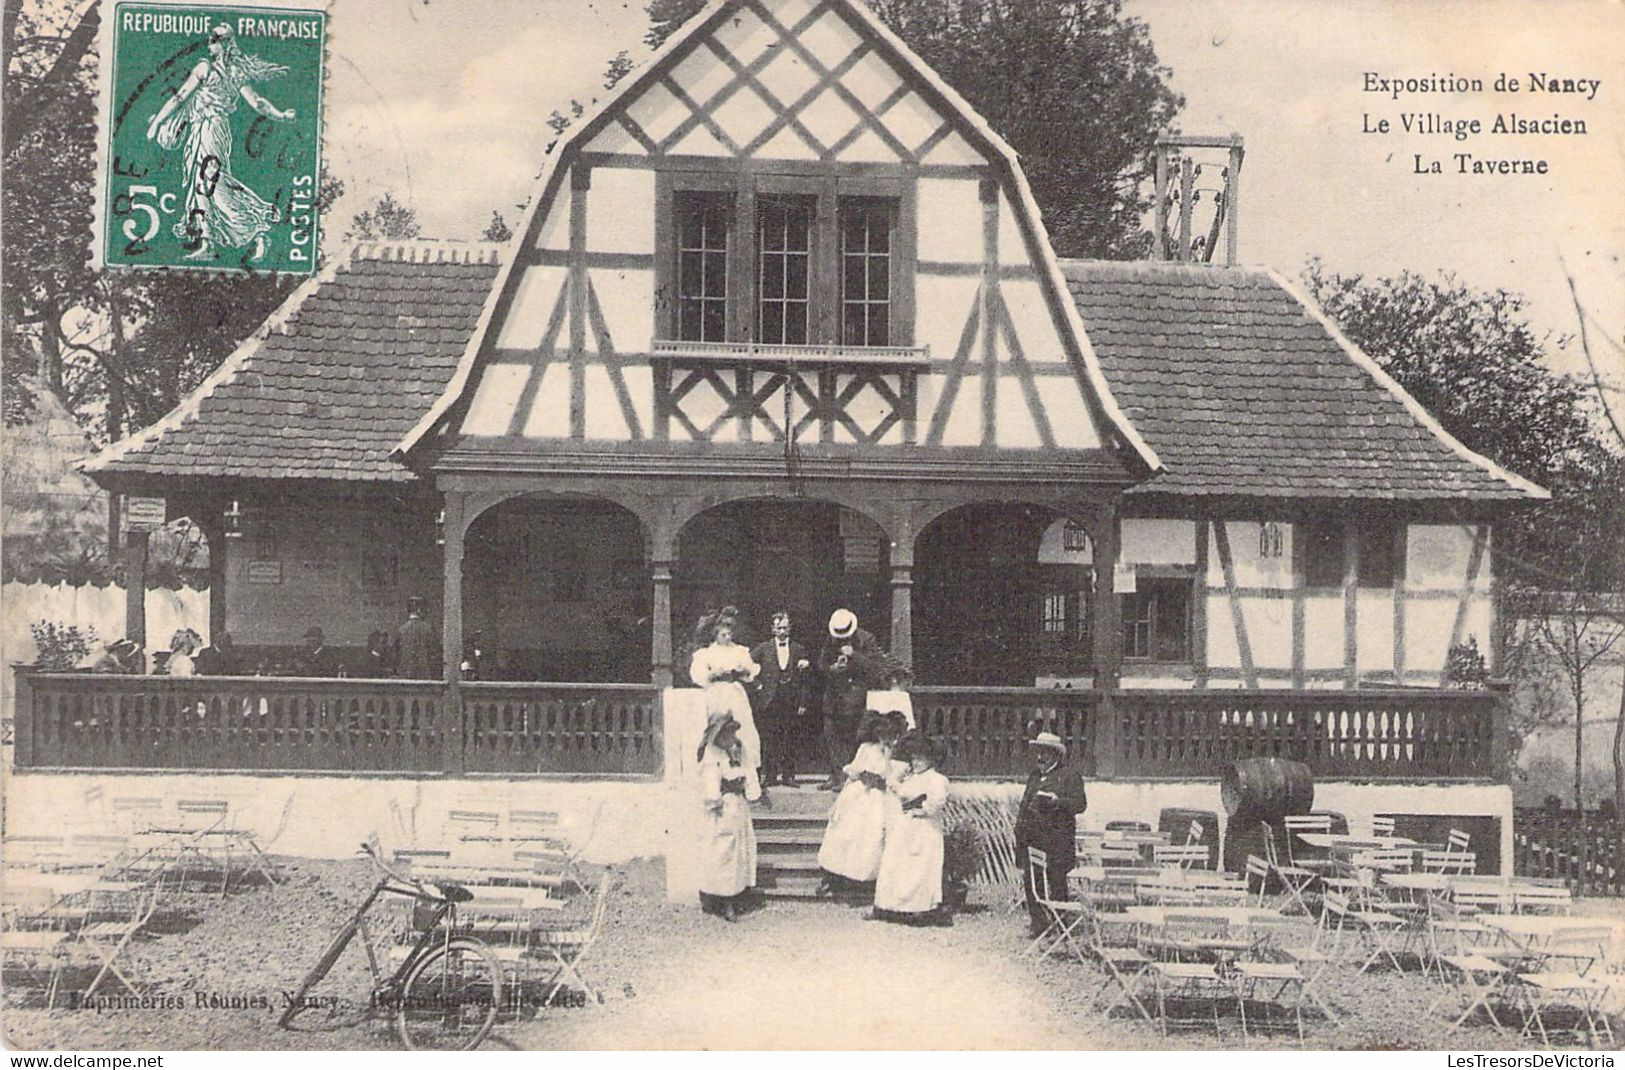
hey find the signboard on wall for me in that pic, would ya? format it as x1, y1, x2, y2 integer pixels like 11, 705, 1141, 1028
122, 496, 166, 531
1113, 563, 1137, 594
247, 561, 284, 585
843, 537, 882, 573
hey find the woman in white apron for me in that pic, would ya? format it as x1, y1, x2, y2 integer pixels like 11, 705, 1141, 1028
696, 712, 757, 921
689, 612, 762, 799
873, 736, 951, 925
816, 712, 907, 892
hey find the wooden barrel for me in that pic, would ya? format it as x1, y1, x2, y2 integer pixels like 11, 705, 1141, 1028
1220, 758, 1314, 822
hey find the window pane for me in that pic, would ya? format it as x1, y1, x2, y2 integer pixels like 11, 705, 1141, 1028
787, 210, 811, 251
844, 256, 865, 301
870, 213, 890, 254
761, 303, 784, 344
680, 251, 703, 297
702, 300, 725, 343
843, 308, 866, 346
785, 302, 808, 345
762, 256, 784, 299
680, 301, 701, 342
786, 252, 809, 299
1302, 521, 1343, 588
703, 251, 727, 298
870, 258, 889, 300
869, 305, 888, 346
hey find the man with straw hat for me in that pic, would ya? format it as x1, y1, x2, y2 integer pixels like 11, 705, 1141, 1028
1014, 730, 1089, 937
817, 608, 888, 790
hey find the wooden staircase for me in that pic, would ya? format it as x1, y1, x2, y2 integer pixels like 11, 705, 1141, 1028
752, 782, 868, 902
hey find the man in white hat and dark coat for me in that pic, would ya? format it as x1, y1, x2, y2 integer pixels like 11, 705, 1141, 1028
1014, 731, 1089, 936
817, 608, 887, 790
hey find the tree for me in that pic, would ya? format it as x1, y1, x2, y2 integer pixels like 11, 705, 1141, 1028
1305, 261, 1625, 808
347, 192, 421, 242
480, 211, 514, 243
640, 0, 1183, 259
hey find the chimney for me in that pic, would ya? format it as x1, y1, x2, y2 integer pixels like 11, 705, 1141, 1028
1152, 135, 1244, 264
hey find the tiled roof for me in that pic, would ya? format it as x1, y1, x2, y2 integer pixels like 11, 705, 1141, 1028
1060, 260, 1544, 502
83, 242, 501, 483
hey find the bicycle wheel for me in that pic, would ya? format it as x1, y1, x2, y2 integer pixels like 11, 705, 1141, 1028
394, 938, 502, 1051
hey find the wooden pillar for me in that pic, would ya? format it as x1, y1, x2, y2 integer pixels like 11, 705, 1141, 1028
1092, 505, 1122, 778
201, 506, 228, 643
1488, 523, 1505, 676
124, 529, 149, 651
651, 556, 675, 688
889, 564, 914, 671
1392, 524, 1409, 685
1153, 146, 1169, 261
1225, 144, 1243, 265
440, 491, 467, 774
1177, 155, 1194, 261
1192, 519, 1209, 689
1343, 519, 1360, 689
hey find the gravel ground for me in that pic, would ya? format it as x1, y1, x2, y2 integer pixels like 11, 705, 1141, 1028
3, 857, 1616, 1051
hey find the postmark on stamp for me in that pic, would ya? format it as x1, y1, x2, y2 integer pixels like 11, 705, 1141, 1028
97, 1, 326, 273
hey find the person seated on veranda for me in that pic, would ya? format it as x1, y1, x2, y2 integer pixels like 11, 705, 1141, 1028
816, 711, 907, 895
871, 735, 952, 927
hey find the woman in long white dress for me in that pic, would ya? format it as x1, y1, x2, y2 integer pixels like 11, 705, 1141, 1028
689, 613, 762, 800
696, 712, 757, 921
873, 736, 951, 925
817, 712, 906, 891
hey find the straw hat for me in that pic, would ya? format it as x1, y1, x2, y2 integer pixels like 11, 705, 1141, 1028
1028, 731, 1067, 758
827, 608, 857, 639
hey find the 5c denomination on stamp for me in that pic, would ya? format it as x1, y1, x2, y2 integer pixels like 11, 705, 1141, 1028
97, 1, 325, 273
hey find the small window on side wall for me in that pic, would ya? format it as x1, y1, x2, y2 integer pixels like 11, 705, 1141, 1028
1299, 518, 1397, 588
1122, 577, 1190, 662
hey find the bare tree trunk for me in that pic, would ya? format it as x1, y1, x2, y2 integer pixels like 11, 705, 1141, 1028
1573, 673, 1586, 811
1614, 679, 1624, 814
104, 281, 131, 560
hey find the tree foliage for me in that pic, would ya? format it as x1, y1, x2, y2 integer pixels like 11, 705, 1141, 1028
347, 192, 421, 242
480, 211, 514, 243
640, 0, 1183, 259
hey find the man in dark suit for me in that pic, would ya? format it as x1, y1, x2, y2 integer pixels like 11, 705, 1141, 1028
749, 609, 812, 786
818, 608, 888, 790
1014, 731, 1089, 936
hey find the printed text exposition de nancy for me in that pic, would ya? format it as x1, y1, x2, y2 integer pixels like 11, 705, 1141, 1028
1362, 70, 1602, 176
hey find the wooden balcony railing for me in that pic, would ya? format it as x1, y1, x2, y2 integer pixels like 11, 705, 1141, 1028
12, 671, 1503, 783
462, 681, 661, 777
1105, 689, 1507, 780
12, 672, 450, 773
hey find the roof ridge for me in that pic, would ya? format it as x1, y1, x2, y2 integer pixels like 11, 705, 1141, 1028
1058, 257, 1270, 280
351, 240, 503, 265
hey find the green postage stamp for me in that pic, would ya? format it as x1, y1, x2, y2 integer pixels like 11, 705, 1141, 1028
97, 1, 326, 273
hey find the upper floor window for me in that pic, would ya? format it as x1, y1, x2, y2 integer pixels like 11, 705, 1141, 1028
841, 198, 893, 347
677, 193, 730, 343
1123, 576, 1191, 662
661, 174, 913, 350
757, 195, 814, 345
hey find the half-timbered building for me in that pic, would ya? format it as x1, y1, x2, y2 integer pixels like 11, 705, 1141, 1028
14, 0, 1541, 877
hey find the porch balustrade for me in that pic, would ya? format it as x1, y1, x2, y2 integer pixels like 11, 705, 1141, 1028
12, 670, 1505, 782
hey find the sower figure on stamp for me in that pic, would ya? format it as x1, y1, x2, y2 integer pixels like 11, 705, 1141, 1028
144, 24, 297, 263
818, 609, 888, 791
1014, 731, 1088, 937
749, 610, 812, 787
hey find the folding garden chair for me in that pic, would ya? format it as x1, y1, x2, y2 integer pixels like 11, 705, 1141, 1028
1421, 850, 1477, 875
1322, 890, 1410, 974
1283, 814, 1336, 876
1515, 971, 1616, 1048
1261, 826, 1319, 916
1024, 848, 1088, 964
1, 887, 79, 1008
1146, 960, 1227, 1037
1446, 829, 1472, 856
1076, 898, 1152, 1022
1244, 855, 1273, 907
1151, 844, 1210, 871
532, 868, 615, 1007
1232, 958, 1307, 1040
1371, 815, 1396, 837
1427, 953, 1514, 1036
509, 806, 601, 892
69, 880, 160, 1001
1247, 913, 1340, 1024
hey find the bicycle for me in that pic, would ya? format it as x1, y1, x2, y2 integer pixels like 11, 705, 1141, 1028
277, 841, 503, 1050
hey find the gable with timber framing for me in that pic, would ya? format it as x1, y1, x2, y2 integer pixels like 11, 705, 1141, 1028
403, 0, 1155, 473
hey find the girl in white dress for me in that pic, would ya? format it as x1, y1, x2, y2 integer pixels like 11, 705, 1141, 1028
689, 613, 762, 800
696, 712, 757, 921
816, 712, 906, 890
873, 736, 951, 925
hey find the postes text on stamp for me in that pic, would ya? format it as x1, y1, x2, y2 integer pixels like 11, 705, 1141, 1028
99, 2, 325, 273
